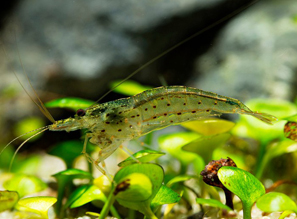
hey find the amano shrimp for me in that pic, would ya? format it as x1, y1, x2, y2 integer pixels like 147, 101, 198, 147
1, 1, 276, 178
48, 86, 277, 175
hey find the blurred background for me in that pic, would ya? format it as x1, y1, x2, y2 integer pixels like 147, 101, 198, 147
0, 0, 297, 174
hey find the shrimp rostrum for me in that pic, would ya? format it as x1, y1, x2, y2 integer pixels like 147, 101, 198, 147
49, 86, 277, 175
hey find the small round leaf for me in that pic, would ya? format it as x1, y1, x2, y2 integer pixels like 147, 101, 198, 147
182, 118, 235, 136
114, 163, 163, 217
256, 192, 297, 213
158, 132, 201, 165
115, 173, 153, 201
218, 166, 265, 207
151, 185, 181, 209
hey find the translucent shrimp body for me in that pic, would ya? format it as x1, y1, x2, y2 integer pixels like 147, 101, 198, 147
49, 86, 277, 174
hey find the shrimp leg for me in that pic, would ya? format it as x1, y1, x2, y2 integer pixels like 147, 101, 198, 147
82, 133, 110, 178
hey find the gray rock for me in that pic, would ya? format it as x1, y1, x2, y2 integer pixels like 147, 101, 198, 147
194, 0, 297, 101
1, 0, 253, 100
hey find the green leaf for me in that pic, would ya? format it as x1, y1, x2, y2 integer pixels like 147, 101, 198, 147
213, 147, 246, 170
182, 133, 231, 163
93, 175, 112, 195
218, 166, 265, 219
118, 149, 165, 167
52, 168, 93, 215
3, 174, 47, 198
158, 132, 201, 165
13, 155, 42, 174
218, 167, 265, 204
0, 190, 19, 212
86, 211, 100, 217
52, 168, 93, 180
151, 185, 181, 209
115, 173, 153, 201
247, 99, 297, 119
256, 139, 297, 178
182, 118, 235, 136
45, 97, 94, 111
110, 80, 152, 96
48, 140, 84, 168
16, 196, 57, 219
66, 185, 107, 208
266, 140, 297, 160
13, 117, 45, 141
283, 114, 297, 122
166, 175, 197, 187
256, 192, 297, 213
196, 198, 232, 211
279, 210, 295, 219
114, 163, 164, 217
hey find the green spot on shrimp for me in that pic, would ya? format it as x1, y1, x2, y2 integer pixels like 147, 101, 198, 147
226, 99, 240, 106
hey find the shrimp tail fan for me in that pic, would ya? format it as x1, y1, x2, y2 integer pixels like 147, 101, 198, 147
247, 111, 278, 125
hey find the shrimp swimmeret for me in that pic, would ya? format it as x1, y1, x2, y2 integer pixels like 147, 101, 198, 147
46, 85, 277, 175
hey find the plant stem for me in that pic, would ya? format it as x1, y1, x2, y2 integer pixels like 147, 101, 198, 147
255, 140, 271, 179
56, 181, 66, 219
142, 205, 158, 219
99, 190, 116, 219
179, 162, 187, 175
242, 203, 252, 219
128, 209, 136, 219
223, 188, 233, 210
110, 205, 122, 219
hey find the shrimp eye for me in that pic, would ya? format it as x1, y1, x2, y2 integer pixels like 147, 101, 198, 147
76, 109, 86, 117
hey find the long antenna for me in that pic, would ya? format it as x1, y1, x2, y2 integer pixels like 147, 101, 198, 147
0, 125, 49, 157
9, 127, 49, 171
16, 49, 56, 123
87, 0, 258, 110
1, 44, 56, 123
14, 32, 56, 123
